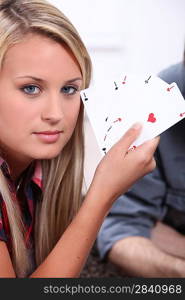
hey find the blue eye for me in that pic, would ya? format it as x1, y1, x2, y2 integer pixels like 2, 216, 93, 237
61, 86, 78, 95
22, 85, 40, 95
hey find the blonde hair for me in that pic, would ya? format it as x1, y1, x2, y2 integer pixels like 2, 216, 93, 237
0, 0, 92, 277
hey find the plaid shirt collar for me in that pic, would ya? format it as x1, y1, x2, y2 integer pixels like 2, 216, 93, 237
0, 157, 43, 190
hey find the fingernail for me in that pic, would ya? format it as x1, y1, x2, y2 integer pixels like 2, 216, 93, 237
131, 122, 142, 130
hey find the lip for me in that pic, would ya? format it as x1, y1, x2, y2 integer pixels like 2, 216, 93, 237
35, 131, 63, 135
33, 130, 63, 143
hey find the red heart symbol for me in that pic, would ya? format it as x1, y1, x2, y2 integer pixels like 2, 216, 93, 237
147, 113, 156, 123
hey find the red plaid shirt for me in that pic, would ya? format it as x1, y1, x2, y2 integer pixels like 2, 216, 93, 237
0, 158, 43, 259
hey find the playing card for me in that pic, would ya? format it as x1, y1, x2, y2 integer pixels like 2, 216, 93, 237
81, 74, 185, 156
81, 78, 118, 147
103, 74, 171, 151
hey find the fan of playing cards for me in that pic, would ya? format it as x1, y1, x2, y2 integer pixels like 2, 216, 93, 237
80, 74, 185, 156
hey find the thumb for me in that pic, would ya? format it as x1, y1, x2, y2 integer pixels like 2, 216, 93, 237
117, 122, 142, 152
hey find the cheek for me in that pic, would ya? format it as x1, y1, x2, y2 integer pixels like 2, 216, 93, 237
0, 95, 24, 121
0, 100, 36, 143
66, 100, 81, 130
0, 103, 18, 133
0, 105, 29, 131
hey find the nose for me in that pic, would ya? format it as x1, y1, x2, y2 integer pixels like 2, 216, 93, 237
41, 94, 64, 124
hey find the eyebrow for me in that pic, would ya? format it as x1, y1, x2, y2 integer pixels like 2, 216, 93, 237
15, 76, 83, 84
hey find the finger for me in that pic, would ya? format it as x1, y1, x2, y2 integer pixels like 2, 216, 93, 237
139, 136, 160, 154
126, 136, 160, 160
116, 122, 143, 152
126, 137, 160, 167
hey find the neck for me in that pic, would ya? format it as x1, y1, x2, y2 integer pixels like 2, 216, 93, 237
1, 153, 33, 181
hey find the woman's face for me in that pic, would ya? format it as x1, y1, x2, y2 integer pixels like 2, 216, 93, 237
0, 33, 82, 174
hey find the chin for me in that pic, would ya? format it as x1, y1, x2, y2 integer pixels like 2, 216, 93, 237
32, 148, 63, 160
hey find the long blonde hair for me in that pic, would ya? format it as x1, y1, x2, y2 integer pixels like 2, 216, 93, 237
0, 0, 92, 277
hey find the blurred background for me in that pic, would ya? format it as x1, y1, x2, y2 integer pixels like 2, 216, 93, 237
49, 0, 185, 190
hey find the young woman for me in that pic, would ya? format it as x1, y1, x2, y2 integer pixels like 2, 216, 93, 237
0, 0, 159, 278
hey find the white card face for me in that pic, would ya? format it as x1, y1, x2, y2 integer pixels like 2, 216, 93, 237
103, 75, 171, 151
81, 74, 185, 155
81, 79, 117, 148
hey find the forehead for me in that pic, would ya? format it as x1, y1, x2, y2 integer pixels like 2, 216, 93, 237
2, 33, 81, 78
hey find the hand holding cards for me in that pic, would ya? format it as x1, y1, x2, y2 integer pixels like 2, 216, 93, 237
81, 74, 185, 155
